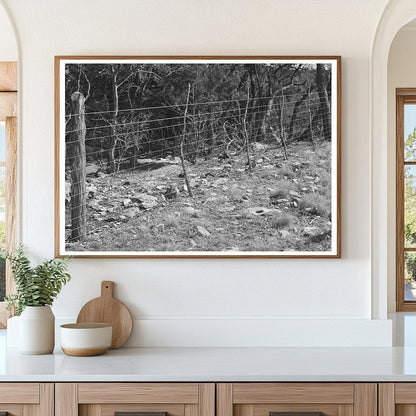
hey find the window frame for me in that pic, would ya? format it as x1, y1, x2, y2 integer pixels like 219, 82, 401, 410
0, 62, 17, 327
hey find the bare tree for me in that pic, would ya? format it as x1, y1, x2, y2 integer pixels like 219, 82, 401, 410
180, 84, 193, 197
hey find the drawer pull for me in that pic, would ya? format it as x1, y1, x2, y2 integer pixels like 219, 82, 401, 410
115, 412, 168, 416
270, 413, 323, 416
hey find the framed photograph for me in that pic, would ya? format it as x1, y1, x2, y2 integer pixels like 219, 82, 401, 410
55, 56, 341, 258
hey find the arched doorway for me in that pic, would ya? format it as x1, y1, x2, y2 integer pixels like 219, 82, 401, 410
371, 1, 416, 319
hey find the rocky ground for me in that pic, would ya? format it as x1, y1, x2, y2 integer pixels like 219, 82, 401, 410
65, 141, 333, 253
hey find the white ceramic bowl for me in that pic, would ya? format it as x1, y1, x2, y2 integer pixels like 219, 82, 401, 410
60, 323, 112, 356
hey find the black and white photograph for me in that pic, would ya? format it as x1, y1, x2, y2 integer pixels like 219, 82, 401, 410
55, 57, 341, 257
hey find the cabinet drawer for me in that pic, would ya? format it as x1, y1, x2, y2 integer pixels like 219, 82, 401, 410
0, 383, 53, 415
56, 383, 215, 416
379, 383, 416, 415
217, 383, 376, 416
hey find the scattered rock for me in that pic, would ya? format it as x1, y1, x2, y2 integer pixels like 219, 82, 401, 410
122, 198, 131, 207
183, 179, 198, 192
271, 198, 289, 205
222, 205, 236, 212
310, 230, 331, 242
246, 207, 280, 217
136, 158, 179, 170
104, 216, 117, 222
86, 184, 97, 198
183, 206, 196, 214
204, 197, 218, 204
132, 194, 158, 209
252, 142, 267, 151
65, 181, 71, 204
164, 185, 179, 200
155, 223, 165, 231
303, 227, 320, 236
270, 189, 286, 199
124, 207, 141, 219
196, 225, 210, 237
86, 164, 101, 176
88, 200, 104, 211
288, 190, 301, 199
301, 226, 331, 242
279, 230, 291, 238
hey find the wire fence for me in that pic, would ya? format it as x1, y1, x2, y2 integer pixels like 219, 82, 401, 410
64, 90, 332, 244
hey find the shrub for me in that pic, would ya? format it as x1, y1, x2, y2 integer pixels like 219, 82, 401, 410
298, 193, 330, 218
270, 215, 291, 229
270, 180, 296, 200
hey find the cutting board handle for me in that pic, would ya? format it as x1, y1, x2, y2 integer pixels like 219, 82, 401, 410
101, 281, 115, 298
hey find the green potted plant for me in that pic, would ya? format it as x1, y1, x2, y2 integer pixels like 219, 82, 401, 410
5, 246, 71, 354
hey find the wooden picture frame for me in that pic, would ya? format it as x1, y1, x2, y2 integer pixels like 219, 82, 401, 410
55, 56, 341, 258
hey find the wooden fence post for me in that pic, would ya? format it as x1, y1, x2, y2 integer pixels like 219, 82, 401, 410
69, 92, 87, 241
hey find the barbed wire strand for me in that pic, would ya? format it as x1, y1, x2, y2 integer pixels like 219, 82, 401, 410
65, 97, 326, 135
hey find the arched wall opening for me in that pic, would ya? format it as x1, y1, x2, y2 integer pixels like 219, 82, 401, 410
387, 19, 416, 313
372, 1, 416, 319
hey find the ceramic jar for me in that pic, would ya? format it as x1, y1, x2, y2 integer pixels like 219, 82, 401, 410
19, 305, 55, 354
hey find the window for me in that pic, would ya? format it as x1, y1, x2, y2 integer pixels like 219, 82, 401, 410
396, 88, 416, 311
0, 62, 17, 326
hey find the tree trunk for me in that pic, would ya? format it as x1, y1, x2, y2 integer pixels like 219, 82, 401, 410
68, 92, 87, 242
180, 84, 193, 197
279, 91, 288, 160
288, 92, 308, 141
108, 66, 119, 173
244, 85, 253, 171
316, 64, 331, 141
307, 87, 316, 151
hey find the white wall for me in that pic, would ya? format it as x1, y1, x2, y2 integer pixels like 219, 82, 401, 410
387, 26, 416, 312
0, 0, 393, 347
0, 3, 16, 61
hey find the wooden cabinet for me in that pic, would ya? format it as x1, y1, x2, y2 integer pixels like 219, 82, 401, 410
217, 383, 377, 416
55, 383, 215, 416
378, 383, 416, 416
0, 383, 53, 416
0, 380, 411, 416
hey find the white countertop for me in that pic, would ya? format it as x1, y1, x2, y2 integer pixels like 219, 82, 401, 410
2, 345, 416, 382
2, 313, 416, 382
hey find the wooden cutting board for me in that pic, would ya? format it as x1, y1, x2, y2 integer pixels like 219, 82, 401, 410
76, 281, 133, 349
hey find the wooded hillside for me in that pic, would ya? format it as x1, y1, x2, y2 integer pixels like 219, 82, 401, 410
63, 61, 336, 254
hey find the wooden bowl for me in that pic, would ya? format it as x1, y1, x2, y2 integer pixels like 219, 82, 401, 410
60, 323, 112, 356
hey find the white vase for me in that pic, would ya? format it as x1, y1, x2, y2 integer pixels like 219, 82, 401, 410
19, 306, 55, 354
